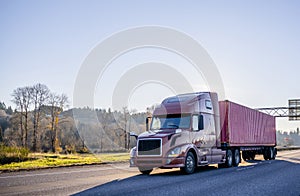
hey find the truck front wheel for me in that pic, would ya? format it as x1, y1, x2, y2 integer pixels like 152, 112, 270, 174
181, 152, 196, 174
138, 167, 153, 175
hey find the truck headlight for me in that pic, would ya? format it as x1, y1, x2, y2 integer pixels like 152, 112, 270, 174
167, 147, 181, 158
130, 147, 136, 158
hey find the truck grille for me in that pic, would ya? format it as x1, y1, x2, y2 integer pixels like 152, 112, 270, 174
137, 139, 162, 156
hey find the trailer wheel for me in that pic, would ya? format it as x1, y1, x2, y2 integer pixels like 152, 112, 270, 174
181, 152, 196, 174
270, 147, 274, 160
225, 149, 233, 167
269, 147, 276, 160
263, 148, 271, 160
233, 149, 240, 167
138, 167, 153, 175
271, 147, 276, 160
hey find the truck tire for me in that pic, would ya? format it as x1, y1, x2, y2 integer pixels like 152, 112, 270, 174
138, 167, 153, 175
270, 147, 274, 160
181, 152, 196, 174
263, 147, 271, 160
271, 147, 276, 160
218, 149, 233, 168
269, 147, 276, 160
225, 149, 233, 167
233, 149, 240, 167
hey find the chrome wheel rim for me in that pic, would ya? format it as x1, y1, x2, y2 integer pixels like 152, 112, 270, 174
235, 150, 240, 163
270, 148, 273, 159
186, 155, 194, 172
227, 151, 232, 166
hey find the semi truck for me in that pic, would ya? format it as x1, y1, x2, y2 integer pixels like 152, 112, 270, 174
129, 92, 276, 174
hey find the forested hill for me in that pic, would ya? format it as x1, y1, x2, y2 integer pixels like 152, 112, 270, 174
1, 100, 300, 153
0, 106, 147, 153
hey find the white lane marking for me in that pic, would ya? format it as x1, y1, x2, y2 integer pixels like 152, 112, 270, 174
0, 165, 130, 179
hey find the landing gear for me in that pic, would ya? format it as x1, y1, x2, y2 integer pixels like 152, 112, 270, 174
249, 152, 256, 160
242, 151, 249, 161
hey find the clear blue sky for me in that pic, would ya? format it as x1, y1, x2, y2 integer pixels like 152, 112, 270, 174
0, 0, 299, 131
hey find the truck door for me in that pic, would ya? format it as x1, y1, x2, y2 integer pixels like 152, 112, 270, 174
191, 113, 213, 163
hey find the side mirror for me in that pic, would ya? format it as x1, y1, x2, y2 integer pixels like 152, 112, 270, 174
130, 132, 138, 140
198, 115, 204, 130
146, 117, 152, 131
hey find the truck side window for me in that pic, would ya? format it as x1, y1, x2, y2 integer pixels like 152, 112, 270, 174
205, 100, 212, 110
192, 114, 204, 131
152, 117, 161, 130
192, 115, 198, 131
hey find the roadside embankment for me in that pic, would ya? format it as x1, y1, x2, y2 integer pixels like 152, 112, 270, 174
0, 153, 130, 172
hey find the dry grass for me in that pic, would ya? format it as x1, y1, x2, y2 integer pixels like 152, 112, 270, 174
0, 153, 129, 171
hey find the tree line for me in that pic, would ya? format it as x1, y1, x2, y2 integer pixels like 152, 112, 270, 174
0, 84, 68, 152
0, 83, 148, 153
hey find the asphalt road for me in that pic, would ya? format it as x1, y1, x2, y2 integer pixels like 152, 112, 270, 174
1, 150, 300, 196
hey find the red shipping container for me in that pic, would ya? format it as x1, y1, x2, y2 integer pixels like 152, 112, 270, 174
219, 100, 276, 146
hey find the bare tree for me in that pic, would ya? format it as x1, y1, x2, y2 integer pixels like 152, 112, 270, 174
11, 88, 23, 146
48, 93, 68, 153
97, 111, 107, 152
122, 107, 129, 150
11, 87, 32, 148
23, 87, 32, 148
31, 83, 49, 151
97, 110, 114, 152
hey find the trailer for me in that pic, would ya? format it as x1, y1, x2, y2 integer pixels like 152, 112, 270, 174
219, 100, 276, 161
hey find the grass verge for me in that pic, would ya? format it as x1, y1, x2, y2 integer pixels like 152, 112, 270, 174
0, 145, 30, 164
0, 153, 130, 172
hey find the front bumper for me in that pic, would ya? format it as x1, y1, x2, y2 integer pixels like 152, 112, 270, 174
130, 156, 185, 168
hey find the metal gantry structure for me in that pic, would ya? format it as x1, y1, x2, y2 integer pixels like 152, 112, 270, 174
256, 99, 300, 120
256, 106, 300, 120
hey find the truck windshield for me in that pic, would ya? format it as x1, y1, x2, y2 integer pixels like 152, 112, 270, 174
151, 114, 191, 130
